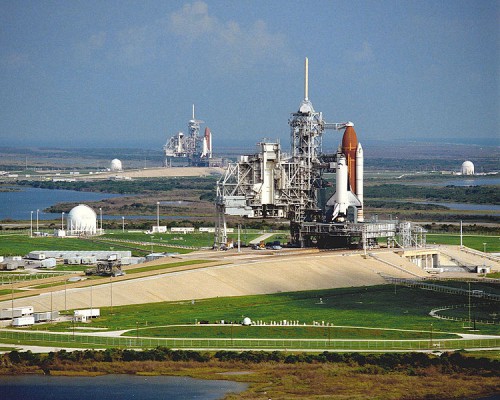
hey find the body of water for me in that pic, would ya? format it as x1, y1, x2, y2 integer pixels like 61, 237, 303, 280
0, 186, 123, 221
0, 374, 248, 400
417, 201, 500, 215
0, 187, 194, 222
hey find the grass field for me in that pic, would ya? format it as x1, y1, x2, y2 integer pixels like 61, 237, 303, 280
427, 233, 499, 252
0, 230, 282, 258
0, 234, 135, 256
128, 325, 459, 340
29, 285, 500, 337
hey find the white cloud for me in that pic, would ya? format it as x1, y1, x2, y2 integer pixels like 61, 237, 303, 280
168, 1, 216, 41
75, 1, 291, 69
1, 52, 31, 68
345, 41, 375, 63
167, 1, 290, 69
75, 31, 107, 64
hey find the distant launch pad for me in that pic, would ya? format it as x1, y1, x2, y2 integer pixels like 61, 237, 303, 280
215, 58, 426, 249
163, 105, 221, 167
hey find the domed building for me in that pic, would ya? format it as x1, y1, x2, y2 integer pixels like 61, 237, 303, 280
67, 204, 97, 236
110, 158, 123, 171
461, 161, 474, 175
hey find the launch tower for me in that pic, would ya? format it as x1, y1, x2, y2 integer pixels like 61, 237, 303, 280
215, 59, 425, 249
163, 105, 213, 167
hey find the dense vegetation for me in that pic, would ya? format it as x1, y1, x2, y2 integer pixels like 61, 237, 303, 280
365, 184, 499, 205
17, 177, 218, 195
1, 348, 499, 399
2, 347, 498, 371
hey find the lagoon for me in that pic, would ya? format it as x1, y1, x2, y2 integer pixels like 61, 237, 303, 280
0, 187, 194, 221
0, 186, 123, 221
0, 374, 248, 400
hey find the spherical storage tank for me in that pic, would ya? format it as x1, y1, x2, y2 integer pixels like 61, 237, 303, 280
110, 159, 123, 171
67, 204, 97, 235
461, 161, 474, 175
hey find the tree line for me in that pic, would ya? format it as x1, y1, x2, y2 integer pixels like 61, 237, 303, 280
1, 348, 498, 376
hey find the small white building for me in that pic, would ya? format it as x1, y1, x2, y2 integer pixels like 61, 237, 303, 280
74, 308, 100, 322
12, 316, 35, 327
170, 227, 195, 234
151, 225, 167, 233
199, 227, 216, 233
145, 253, 167, 262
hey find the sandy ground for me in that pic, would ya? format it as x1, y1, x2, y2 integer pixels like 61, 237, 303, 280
79, 167, 224, 180
2, 245, 496, 313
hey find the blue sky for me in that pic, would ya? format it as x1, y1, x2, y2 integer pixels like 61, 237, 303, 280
1, 0, 498, 150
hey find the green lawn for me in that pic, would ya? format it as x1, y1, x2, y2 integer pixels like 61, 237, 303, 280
129, 325, 458, 340
427, 233, 499, 252
32, 285, 500, 337
0, 234, 134, 256
102, 230, 277, 248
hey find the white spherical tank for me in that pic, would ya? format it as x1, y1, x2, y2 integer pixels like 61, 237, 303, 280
67, 204, 97, 235
461, 161, 474, 175
110, 159, 123, 171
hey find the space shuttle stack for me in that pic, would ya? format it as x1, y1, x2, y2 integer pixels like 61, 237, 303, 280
329, 122, 364, 222
201, 127, 212, 158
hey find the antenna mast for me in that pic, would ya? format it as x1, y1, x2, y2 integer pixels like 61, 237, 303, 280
304, 57, 309, 101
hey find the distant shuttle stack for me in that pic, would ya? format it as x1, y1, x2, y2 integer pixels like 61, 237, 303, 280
327, 122, 364, 222
201, 127, 212, 158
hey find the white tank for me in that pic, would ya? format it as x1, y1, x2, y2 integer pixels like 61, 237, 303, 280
110, 159, 123, 171
67, 204, 97, 235
461, 161, 474, 175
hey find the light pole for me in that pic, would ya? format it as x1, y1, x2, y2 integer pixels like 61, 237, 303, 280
110, 277, 113, 314
61, 212, 65, 231
90, 284, 93, 322
36, 209, 39, 233
122, 216, 125, 232
30, 210, 33, 237
237, 224, 241, 253
156, 201, 160, 230
99, 207, 102, 233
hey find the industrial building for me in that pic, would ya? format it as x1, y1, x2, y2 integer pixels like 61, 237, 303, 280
215, 58, 426, 250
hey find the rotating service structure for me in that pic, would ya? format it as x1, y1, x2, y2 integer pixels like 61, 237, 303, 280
215, 58, 426, 249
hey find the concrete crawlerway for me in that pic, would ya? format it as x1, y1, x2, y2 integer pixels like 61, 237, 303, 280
0, 245, 498, 354
0, 246, 497, 312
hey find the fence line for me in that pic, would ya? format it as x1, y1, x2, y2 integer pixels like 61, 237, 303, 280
0, 330, 498, 351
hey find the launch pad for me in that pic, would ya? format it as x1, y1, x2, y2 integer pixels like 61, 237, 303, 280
163, 105, 223, 167
215, 59, 426, 249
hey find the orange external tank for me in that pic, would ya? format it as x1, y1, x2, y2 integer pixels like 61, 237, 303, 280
341, 124, 358, 194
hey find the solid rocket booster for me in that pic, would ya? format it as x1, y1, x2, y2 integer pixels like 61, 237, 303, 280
355, 143, 364, 221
